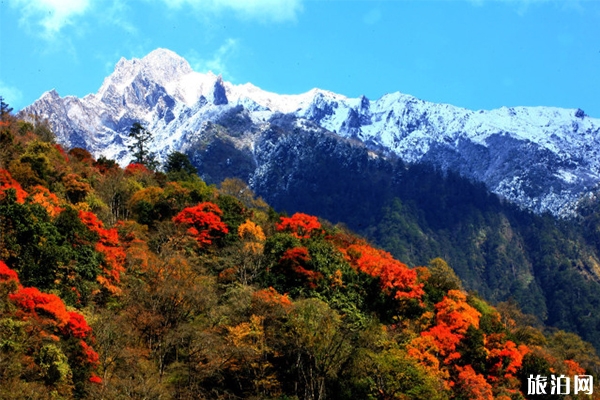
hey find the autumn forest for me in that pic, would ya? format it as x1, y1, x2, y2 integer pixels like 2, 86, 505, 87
1, 102, 600, 399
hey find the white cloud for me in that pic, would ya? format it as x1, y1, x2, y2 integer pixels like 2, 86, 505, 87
163, 0, 303, 23
103, 0, 137, 35
0, 81, 24, 111
187, 38, 239, 78
469, 0, 583, 14
9, 0, 91, 39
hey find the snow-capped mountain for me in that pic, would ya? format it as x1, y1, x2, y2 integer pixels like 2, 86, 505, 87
21, 48, 600, 216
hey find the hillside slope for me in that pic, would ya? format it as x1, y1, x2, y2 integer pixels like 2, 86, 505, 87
1, 111, 599, 399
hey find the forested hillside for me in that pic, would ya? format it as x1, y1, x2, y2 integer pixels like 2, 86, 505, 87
245, 119, 600, 351
1, 105, 600, 399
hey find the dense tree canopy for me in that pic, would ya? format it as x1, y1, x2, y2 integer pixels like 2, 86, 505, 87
0, 105, 598, 399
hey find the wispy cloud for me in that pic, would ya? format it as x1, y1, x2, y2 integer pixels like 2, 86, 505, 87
187, 39, 239, 78
163, 0, 303, 23
0, 81, 24, 111
469, 0, 584, 15
103, 0, 137, 35
8, 0, 91, 39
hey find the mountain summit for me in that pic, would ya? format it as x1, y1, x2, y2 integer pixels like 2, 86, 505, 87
21, 48, 600, 216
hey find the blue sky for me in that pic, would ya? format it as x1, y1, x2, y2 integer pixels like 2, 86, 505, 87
1, 0, 599, 117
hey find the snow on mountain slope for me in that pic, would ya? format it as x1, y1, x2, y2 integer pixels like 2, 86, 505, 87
20, 48, 600, 216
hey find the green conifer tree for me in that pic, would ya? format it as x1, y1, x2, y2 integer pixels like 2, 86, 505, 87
128, 122, 157, 169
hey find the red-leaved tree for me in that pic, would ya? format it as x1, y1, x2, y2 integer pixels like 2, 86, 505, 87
172, 202, 229, 246
276, 213, 323, 239
0, 169, 27, 203
343, 243, 424, 300
79, 210, 126, 294
279, 247, 323, 288
0, 261, 102, 386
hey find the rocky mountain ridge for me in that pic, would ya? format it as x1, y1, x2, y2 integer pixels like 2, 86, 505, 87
21, 48, 600, 216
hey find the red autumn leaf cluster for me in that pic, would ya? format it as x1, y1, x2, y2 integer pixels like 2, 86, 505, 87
64, 311, 93, 339
279, 247, 323, 288
0, 169, 27, 203
79, 210, 126, 293
1, 262, 102, 381
172, 202, 229, 246
9, 287, 71, 327
0, 260, 19, 283
79, 340, 100, 366
280, 247, 310, 264
486, 334, 529, 380
412, 290, 481, 364
124, 162, 151, 176
89, 374, 103, 384
276, 213, 323, 239
54, 144, 69, 163
343, 243, 424, 300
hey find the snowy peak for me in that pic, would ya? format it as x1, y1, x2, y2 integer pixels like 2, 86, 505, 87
97, 49, 226, 107
20, 48, 600, 217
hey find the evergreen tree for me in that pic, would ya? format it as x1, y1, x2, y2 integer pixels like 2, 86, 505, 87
128, 122, 157, 169
0, 96, 13, 120
164, 150, 197, 180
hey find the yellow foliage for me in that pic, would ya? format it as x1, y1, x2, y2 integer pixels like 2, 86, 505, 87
129, 186, 164, 207
238, 219, 266, 242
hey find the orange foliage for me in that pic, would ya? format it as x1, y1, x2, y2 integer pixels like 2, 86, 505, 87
0, 169, 27, 203
344, 243, 424, 300
416, 291, 481, 361
485, 334, 529, 380
407, 334, 445, 376
79, 210, 126, 293
407, 290, 483, 390
0, 260, 19, 283
280, 247, 310, 264
252, 287, 293, 309
454, 365, 494, 400
434, 290, 481, 334
252, 287, 292, 313
276, 213, 323, 239
238, 219, 266, 241
9, 287, 70, 327
115, 220, 154, 273
27, 185, 63, 217
172, 202, 229, 246
564, 359, 586, 376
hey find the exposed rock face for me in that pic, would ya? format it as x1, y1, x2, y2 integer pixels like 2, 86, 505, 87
21, 48, 600, 216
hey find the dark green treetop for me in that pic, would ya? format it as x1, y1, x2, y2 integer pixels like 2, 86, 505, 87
128, 122, 157, 170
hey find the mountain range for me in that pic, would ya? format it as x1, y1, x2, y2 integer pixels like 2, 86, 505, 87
15, 48, 600, 352
21, 48, 600, 218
